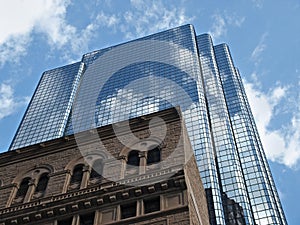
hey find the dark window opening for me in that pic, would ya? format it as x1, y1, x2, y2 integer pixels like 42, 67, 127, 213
147, 147, 161, 165
69, 164, 84, 190
57, 217, 73, 225
71, 164, 84, 183
80, 212, 95, 225
36, 173, 49, 192
121, 202, 137, 219
33, 173, 49, 198
90, 159, 103, 180
16, 177, 30, 197
13, 177, 30, 204
144, 196, 160, 214
127, 150, 140, 166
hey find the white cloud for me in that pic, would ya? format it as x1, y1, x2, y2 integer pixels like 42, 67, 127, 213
251, 32, 268, 65
209, 12, 245, 40
0, 0, 49, 65
91, 1, 193, 41
0, 0, 194, 65
0, 34, 31, 66
0, 0, 72, 65
0, 0, 99, 65
244, 79, 300, 168
209, 14, 227, 40
96, 12, 119, 28
34, 0, 76, 48
0, 83, 29, 120
252, 0, 264, 9
120, 0, 194, 39
225, 14, 245, 27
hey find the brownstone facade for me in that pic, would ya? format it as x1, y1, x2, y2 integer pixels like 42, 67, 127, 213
0, 107, 209, 225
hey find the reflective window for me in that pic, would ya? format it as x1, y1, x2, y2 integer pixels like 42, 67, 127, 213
10, 62, 84, 150
7, 25, 287, 225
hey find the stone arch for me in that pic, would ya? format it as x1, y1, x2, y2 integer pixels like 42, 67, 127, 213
64, 156, 86, 172
12, 164, 53, 186
64, 156, 86, 192
84, 150, 108, 168
119, 137, 163, 159
9, 164, 53, 206
119, 137, 164, 178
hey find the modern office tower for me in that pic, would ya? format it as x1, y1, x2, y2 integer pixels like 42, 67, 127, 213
9, 24, 287, 225
0, 108, 210, 225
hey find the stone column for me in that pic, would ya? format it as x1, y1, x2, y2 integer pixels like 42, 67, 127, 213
118, 155, 127, 179
80, 165, 90, 189
139, 151, 147, 175
1, 184, 16, 207
23, 178, 36, 203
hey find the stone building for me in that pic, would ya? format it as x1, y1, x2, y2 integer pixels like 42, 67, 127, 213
8, 25, 287, 225
0, 107, 209, 225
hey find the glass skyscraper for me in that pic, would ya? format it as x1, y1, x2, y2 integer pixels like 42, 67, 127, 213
9, 25, 287, 225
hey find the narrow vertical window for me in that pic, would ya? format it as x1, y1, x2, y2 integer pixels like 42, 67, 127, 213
69, 164, 84, 190
13, 177, 30, 204
127, 150, 140, 166
90, 159, 103, 183
126, 150, 140, 176
33, 173, 49, 199
147, 147, 161, 165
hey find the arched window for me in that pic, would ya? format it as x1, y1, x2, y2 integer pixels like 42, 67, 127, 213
33, 173, 49, 199
90, 159, 103, 183
127, 150, 140, 166
9, 166, 52, 206
126, 150, 140, 176
13, 177, 30, 204
69, 164, 84, 190
147, 147, 161, 165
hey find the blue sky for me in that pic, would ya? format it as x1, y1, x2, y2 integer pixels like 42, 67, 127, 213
0, 0, 299, 223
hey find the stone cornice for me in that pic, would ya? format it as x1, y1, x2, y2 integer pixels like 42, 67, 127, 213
0, 167, 186, 224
